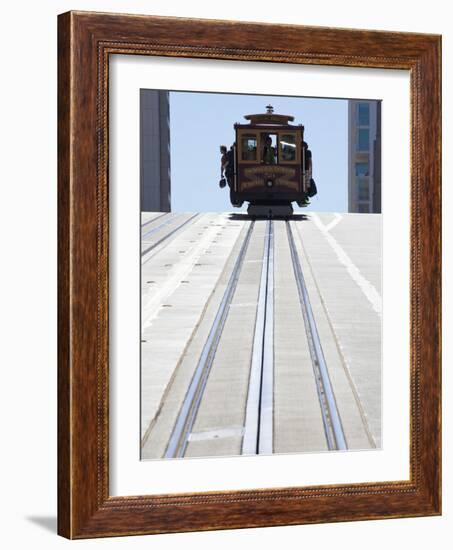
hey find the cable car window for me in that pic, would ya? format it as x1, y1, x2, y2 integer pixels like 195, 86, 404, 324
261, 133, 277, 165
241, 135, 257, 161
280, 134, 296, 162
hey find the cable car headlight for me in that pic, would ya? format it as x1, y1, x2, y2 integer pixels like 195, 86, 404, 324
266, 179, 274, 188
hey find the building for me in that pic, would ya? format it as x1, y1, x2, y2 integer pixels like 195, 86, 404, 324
140, 90, 171, 212
348, 100, 381, 213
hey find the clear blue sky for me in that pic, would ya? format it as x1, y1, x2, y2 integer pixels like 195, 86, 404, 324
169, 91, 348, 213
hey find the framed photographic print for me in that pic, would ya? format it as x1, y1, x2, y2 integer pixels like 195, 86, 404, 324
58, 11, 441, 539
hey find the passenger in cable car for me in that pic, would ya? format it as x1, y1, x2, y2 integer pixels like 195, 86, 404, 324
225, 144, 235, 188
262, 135, 276, 165
301, 140, 317, 204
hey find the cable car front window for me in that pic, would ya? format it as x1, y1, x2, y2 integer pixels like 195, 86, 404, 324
280, 134, 296, 162
261, 133, 277, 165
241, 135, 257, 161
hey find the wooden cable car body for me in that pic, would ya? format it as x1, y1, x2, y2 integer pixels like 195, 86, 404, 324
227, 107, 310, 217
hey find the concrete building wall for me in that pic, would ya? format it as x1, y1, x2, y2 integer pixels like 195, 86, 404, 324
348, 100, 381, 213
140, 90, 171, 212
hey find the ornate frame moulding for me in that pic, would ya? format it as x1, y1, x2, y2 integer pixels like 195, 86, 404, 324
58, 10, 441, 539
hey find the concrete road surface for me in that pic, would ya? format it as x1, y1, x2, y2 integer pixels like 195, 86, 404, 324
140, 212, 382, 459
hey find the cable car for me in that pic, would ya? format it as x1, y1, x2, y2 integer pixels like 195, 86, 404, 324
220, 105, 316, 217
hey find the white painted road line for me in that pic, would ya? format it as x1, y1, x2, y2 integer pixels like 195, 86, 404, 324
324, 213, 343, 232
310, 213, 382, 317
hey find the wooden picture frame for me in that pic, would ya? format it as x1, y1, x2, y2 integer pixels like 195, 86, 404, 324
58, 10, 441, 539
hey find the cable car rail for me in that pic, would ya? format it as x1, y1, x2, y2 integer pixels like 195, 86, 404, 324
242, 219, 274, 455
162, 217, 347, 458
141, 213, 199, 259
141, 212, 168, 229
286, 220, 347, 451
141, 213, 176, 238
164, 221, 255, 458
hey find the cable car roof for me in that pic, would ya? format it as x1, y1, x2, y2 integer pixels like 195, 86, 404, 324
243, 104, 295, 126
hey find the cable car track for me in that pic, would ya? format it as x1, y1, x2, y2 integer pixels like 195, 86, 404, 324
242, 220, 274, 455
141, 213, 199, 259
141, 212, 168, 229
164, 221, 255, 458
142, 213, 191, 242
242, 219, 346, 454
286, 221, 347, 450
160, 218, 346, 458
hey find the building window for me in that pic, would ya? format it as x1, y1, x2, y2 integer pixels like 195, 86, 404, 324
358, 203, 370, 213
357, 103, 370, 126
358, 178, 370, 201
355, 162, 369, 177
357, 128, 370, 151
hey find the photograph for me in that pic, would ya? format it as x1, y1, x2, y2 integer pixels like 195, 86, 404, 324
51, 7, 441, 540
140, 90, 382, 460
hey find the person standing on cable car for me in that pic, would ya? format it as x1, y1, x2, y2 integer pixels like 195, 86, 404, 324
225, 144, 235, 188
262, 135, 276, 165
301, 140, 317, 204
219, 145, 228, 188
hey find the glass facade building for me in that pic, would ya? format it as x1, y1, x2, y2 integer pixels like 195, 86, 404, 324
140, 90, 171, 212
348, 100, 381, 213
